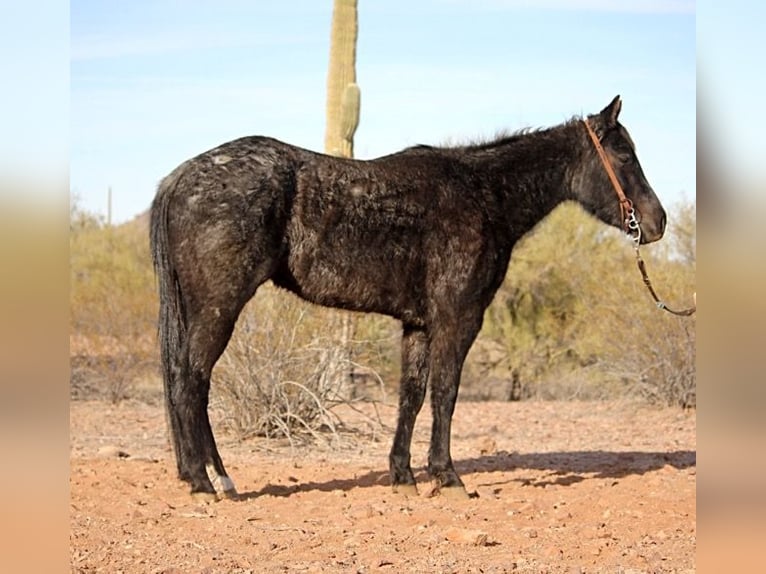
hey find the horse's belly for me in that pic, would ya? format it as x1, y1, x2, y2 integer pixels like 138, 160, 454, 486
276, 237, 425, 324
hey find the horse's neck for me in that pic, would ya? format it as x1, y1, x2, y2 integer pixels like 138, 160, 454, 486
473, 124, 579, 231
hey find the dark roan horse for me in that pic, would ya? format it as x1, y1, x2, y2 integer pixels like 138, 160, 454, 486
150, 96, 666, 501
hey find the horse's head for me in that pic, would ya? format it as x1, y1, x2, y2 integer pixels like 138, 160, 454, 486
575, 96, 666, 244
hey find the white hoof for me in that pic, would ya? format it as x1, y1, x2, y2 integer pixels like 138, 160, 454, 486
191, 491, 219, 504
206, 464, 238, 499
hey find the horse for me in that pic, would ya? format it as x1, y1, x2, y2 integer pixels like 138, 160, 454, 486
150, 95, 666, 501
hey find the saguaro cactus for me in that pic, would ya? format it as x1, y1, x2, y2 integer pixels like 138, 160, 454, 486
323, 0, 361, 399
324, 0, 360, 158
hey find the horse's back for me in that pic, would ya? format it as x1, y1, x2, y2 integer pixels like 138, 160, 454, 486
152, 136, 489, 324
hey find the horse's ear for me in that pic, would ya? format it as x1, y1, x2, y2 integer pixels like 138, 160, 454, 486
600, 95, 622, 127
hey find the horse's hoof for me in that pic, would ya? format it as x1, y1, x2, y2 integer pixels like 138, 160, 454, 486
220, 488, 239, 501
206, 466, 237, 496
437, 485, 471, 500
191, 491, 219, 504
392, 483, 419, 497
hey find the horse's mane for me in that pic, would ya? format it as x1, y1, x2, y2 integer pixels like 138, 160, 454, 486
406, 116, 583, 154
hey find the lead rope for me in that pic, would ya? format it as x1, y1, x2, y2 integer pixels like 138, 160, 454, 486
583, 120, 696, 317
625, 207, 696, 317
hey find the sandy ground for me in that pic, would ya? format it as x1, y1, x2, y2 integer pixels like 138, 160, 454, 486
70, 399, 695, 573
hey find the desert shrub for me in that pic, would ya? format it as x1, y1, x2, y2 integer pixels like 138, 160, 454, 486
69, 198, 397, 424
604, 306, 696, 408
592, 203, 696, 407
465, 200, 696, 406
69, 203, 157, 402
211, 285, 395, 444
69, 194, 695, 413
466, 203, 613, 401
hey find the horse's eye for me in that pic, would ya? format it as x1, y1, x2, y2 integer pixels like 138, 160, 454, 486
618, 153, 633, 164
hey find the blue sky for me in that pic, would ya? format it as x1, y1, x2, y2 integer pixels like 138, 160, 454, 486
71, 0, 695, 223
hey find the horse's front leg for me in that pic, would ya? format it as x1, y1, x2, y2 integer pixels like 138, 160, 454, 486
426, 313, 484, 498
389, 325, 429, 495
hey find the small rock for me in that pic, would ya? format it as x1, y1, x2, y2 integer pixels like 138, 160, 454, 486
478, 437, 498, 456
343, 536, 361, 548
97, 445, 129, 459
444, 527, 490, 546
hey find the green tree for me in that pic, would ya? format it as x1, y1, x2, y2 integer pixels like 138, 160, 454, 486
467, 200, 696, 406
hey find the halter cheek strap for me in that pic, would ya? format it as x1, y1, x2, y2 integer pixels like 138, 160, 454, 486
582, 119, 636, 235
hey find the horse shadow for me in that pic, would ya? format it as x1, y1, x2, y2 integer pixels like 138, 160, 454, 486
235, 449, 695, 500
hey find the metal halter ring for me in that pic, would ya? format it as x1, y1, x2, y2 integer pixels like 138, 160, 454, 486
625, 206, 642, 245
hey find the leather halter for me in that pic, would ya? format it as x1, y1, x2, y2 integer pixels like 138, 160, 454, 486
582, 119, 636, 234
582, 119, 696, 317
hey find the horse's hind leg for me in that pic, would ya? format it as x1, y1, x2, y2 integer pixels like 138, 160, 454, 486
389, 325, 429, 495
172, 261, 276, 499
174, 306, 242, 501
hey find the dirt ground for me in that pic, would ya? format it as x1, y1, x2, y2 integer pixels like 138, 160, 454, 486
70, 399, 695, 573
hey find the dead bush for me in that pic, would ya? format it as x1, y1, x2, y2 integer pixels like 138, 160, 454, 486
211, 286, 389, 445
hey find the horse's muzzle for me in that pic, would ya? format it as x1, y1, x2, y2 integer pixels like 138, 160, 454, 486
639, 210, 666, 244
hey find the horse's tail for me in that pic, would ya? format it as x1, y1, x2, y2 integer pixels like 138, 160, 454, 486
150, 166, 187, 472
